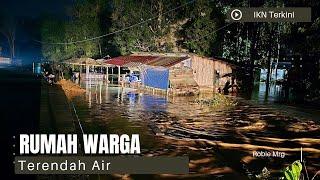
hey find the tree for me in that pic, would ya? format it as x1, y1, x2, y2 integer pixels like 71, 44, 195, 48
178, 0, 221, 56
41, 17, 67, 61
64, 0, 104, 58
110, 0, 190, 55
0, 16, 16, 60
40, 0, 108, 61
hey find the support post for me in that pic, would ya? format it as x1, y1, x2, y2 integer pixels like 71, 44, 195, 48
93, 65, 95, 81
111, 67, 114, 84
86, 64, 89, 80
118, 66, 121, 84
106, 66, 109, 83
79, 65, 82, 84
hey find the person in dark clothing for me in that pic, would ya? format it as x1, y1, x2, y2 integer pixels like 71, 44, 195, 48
223, 80, 231, 94
69, 67, 73, 79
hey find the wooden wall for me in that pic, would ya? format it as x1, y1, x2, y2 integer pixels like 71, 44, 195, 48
190, 54, 233, 89
190, 55, 215, 87
171, 58, 192, 68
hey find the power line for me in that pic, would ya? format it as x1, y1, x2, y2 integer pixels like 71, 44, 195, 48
34, 0, 197, 45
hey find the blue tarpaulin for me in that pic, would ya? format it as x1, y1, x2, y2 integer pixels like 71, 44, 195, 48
142, 67, 169, 90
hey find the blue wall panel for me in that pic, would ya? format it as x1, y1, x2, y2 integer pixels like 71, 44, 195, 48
142, 67, 169, 90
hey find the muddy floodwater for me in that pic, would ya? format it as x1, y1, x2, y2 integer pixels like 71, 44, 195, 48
72, 81, 320, 179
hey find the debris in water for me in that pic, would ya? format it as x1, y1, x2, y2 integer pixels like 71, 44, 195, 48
58, 79, 86, 100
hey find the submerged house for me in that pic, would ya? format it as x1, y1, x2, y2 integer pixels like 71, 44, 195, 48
189, 54, 237, 91
104, 52, 236, 94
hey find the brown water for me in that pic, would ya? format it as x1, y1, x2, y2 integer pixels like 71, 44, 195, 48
72, 81, 320, 179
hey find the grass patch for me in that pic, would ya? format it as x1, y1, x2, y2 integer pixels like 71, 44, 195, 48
195, 93, 237, 108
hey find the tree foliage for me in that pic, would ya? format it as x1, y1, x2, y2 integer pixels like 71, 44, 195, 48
179, 0, 218, 56
41, 18, 66, 61
41, 0, 108, 61
40, 0, 320, 64
109, 0, 190, 55
38, 0, 320, 101
0, 14, 17, 59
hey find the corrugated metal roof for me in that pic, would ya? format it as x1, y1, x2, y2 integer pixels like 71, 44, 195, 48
104, 55, 189, 67
104, 56, 155, 66
66, 57, 103, 65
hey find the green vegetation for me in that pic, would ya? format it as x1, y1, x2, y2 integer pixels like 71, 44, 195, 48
41, 18, 66, 61
256, 161, 320, 180
280, 160, 320, 180
179, 0, 224, 56
282, 160, 302, 180
38, 0, 320, 101
41, 0, 108, 61
195, 93, 237, 108
40, 0, 320, 62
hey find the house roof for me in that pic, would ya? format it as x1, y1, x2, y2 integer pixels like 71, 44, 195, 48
104, 55, 189, 67
66, 57, 102, 65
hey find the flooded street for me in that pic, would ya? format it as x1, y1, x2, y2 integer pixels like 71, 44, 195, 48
72, 81, 320, 179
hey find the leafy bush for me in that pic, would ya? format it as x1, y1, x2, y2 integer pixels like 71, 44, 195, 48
282, 160, 302, 180
195, 93, 237, 108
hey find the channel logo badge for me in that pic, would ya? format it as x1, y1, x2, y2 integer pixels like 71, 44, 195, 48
227, 7, 311, 22
230, 9, 243, 21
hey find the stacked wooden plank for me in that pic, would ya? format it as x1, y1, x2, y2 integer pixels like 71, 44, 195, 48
169, 67, 199, 96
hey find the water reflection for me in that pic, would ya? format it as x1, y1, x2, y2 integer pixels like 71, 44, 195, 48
72, 80, 320, 179
250, 82, 287, 103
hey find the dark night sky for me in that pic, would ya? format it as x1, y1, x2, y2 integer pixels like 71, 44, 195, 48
0, 0, 73, 64
0, 0, 70, 18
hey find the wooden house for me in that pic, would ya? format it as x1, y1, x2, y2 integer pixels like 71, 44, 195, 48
189, 54, 236, 91
104, 52, 237, 94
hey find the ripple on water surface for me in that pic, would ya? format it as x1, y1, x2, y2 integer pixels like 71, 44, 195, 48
72, 85, 320, 179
